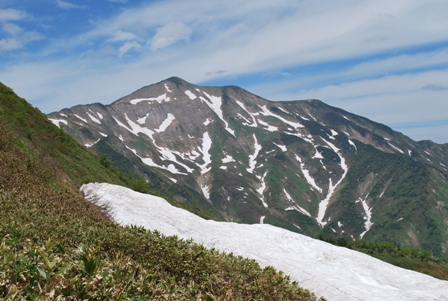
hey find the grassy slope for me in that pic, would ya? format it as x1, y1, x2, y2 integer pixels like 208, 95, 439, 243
0, 83, 320, 300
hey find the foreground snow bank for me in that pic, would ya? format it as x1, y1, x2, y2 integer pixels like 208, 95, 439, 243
81, 183, 448, 301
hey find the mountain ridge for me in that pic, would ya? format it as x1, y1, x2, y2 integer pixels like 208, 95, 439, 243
48, 77, 448, 259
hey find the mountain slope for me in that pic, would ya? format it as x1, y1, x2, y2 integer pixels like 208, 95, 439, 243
49, 77, 448, 259
0, 83, 319, 300
81, 182, 448, 301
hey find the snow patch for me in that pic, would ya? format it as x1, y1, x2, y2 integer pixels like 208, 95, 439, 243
87, 112, 101, 124
358, 195, 374, 239
203, 118, 211, 126
130, 94, 170, 105
200, 92, 235, 136
258, 119, 278, 132
198, 132, 212, 174
137, 113, 149, 125
348, 139, 357, 152
256, 172, 268, 208
295, 155, 323, 193
185, 90, 197, 100
164, 83, 171, 93
49, 119, 68, 127
74, 114, 87, 123
260, 216, 265, 224
247, 134, 262, 173
273, 142, 287, 152
284, 189, 311, 217
259, 105, 303, 128
316, 139, 349, 227
388, 142, 404, 154
222, 154, 235, 163
155, 113, 175, 133
81, 183, 448, 301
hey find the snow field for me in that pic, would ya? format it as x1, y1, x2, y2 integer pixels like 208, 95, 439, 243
81, 183, 448, 301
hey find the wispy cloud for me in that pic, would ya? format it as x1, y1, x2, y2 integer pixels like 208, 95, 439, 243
1, 0, 448, 142
55, 0, 87, 10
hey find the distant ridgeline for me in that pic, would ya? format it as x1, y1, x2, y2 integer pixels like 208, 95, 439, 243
48, 77, 448, 260
0, 82, 320, 300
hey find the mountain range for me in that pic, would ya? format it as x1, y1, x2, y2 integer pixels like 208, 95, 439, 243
48, 77, 448, 259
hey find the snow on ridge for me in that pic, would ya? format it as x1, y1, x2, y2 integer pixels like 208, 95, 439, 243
316, 138, 349, 227
200, 92, 235, 136
86, 112, 101, 124
256, 171, 268, 208
49, 118, 68, 127
82, 183, 448, 301
130, 94, 169, 105
125, 145, 188, 175
259, 105, 304, 129
247, 134, 262, 173
136, 113, 149, 125
85, 139, 100, 148
164, 83, 171, 93
284, 188, 311, 217
348, 139, 357, 152
257, 119, 278, 132
387, 142, 404, 154
295, 155, 323, 193
185, 90, 197, 100
273, 142, 287, 152
358, 194, 374, 238
155, 113, 175, 133
236, 100, 258, 127
74, 114, 87, 123
198, 131, 212, 174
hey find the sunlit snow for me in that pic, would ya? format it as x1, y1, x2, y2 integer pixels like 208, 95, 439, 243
200, 92, 235, 136
81, 183, 448, 301
130, 94, 170, 105
49, 118, 68, 127
87, 112, 101, 124
184, 90, 197, 100
155, 113, 175, 133
316, 139, 348, 226
247, 134, 262, 173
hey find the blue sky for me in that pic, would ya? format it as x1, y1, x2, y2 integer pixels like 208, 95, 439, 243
1, 0, 447, 143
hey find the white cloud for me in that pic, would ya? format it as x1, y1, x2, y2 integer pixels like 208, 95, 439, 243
55, 0, 87, 10
150, 22, 192, 51
108, 30, 137, 42
1, 0, 448, 143
118, 41, 141, 57
0, 8, 28, 22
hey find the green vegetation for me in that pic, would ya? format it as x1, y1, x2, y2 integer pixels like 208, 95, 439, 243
319, 236, 448, 281
0, 83, 321, 300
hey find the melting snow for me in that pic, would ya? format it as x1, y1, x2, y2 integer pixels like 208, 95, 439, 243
155, 113, 175, 133
357, 194, 374, 238
348, 139, 357, 152
49, 119, 68, 127
273, 142, 287, 152
260, 216, 265, 224
185, 90, 197, 100
74, 114, 87, 123
388, 142, 404, 154
164, 83, 171, 92
236, 100, 258, 127
259, 105, 304, 129
200, 92, 235, 136
130, 94, 170, 105
222, 154, 235, 163
295, 155, 323, 193
247, 134, 262, 173
316, 139, 349, 227
256, 172, 268, 208
82, 183, 448, 301
198, 132, 212, 174
87, 112, 101, 124
137, 113, 149, 125
284, 189, 311, 217
257, 119, 278, 132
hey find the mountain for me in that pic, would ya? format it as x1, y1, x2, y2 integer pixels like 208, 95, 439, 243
48, 77, 448, 259
0, 82, 318, 300
81, 182, 448, 301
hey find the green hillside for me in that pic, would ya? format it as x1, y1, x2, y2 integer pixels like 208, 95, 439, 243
0, 83, 320, 300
